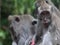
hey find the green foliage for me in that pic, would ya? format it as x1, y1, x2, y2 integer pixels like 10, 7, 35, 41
13, 0, 35, 14
0, 28, 12, 45
0, 30, 6, 39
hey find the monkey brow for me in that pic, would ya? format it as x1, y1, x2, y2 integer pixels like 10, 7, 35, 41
40, 11, 50, 15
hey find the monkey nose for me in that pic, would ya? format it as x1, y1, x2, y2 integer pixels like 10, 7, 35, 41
44, 18, 47, 22
44, 19, 46, 22
44, 19, 46, 21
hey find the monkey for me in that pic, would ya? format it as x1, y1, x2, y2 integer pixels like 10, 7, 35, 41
34, 0, 60, 45
34, 1, 53, 44
35, 12, 54, 45
8, 15, 37, 45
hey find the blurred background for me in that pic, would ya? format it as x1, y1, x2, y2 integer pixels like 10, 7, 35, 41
1, 0, 60, 45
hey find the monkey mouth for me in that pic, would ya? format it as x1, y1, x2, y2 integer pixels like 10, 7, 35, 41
44, 23, 48, 25
43, 23, 49, 28
43, 20, 49, 24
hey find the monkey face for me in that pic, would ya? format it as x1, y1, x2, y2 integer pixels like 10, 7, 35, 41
39, 11, 51, 27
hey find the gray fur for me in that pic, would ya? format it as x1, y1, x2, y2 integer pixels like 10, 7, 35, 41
35, 0, 60, 45
8, 15, 37, 45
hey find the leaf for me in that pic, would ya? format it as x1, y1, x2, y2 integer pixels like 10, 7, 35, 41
0, 30, 6, 39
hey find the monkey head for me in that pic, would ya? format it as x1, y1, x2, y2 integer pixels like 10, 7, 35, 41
8, 15, 37, 43
37, 1, 52, 28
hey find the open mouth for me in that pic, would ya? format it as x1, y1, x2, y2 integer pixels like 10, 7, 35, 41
44, 23, 48, 25
43, 22, 49, 28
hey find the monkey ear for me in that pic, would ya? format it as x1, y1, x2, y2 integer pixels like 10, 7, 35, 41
32, 19, 37, 25
15, 16, 20, 22
8, 15, 13, 22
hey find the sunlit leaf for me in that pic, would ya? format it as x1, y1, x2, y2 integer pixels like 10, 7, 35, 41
0, 30, 6, 39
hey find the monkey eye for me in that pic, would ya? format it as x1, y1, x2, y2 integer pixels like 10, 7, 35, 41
46, 1, 48, 3
15, 17, 20, 22
32, 21, 37, 25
